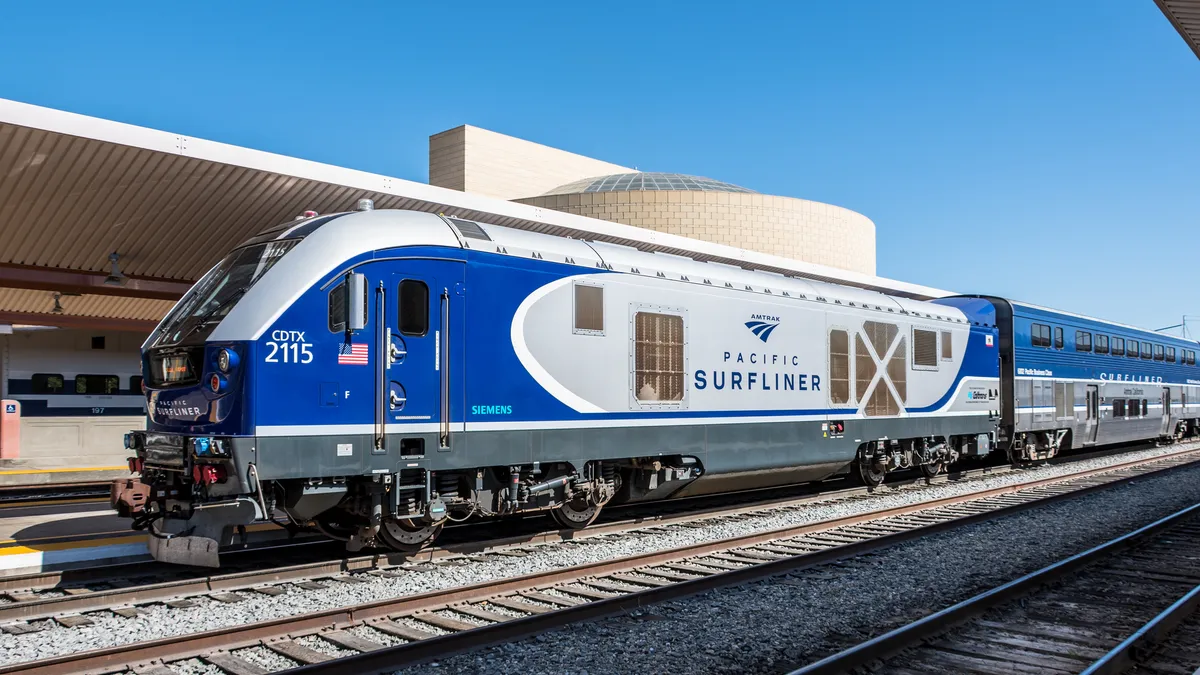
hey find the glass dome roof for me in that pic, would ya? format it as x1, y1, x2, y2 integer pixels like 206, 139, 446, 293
543, 172, 756, 196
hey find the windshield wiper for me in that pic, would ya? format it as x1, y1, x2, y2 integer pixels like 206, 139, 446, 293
185, 287, 250, 337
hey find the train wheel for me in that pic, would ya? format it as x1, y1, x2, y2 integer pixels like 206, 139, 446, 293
550, 497, 602, 529
853, 460, 887, 487
919, 461, 943, 479
379, 518, 443, 553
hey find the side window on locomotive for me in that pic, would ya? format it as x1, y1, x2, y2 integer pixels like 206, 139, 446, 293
633, 311, 685, 403
1113, 399, 1126, 418
940, 331, 952, 361
1141, 342, 1152, 360
398, 280, 429, 336
75, 374, 120, 395
31, 373, 65, 394
1075, 331, 1092, 352
1112, 337, 1125, 356
1154, 344, 1164, 361
1095, 335, 1109, 354
1054, 327, 1064, 349
1127, 340, 1139, 359
1166, 347, 1176, 363
573, 283, 604, 334
912, 328, 938, 368
829, 329, 850, 404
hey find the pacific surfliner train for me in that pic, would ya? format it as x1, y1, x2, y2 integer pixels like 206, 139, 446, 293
111, 206, 1200, 566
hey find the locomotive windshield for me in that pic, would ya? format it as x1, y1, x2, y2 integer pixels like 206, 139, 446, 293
149, 239, 298, 348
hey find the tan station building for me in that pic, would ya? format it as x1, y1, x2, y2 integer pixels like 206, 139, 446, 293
429, 125, 877, 276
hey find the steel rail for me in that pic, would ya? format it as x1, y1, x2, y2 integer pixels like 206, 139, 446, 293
7, 446, 1198, 675
787, 502, 1200, 675
0, 441, 1146, 599
0, 451, 1021, 621
1078, 583, 1200, 675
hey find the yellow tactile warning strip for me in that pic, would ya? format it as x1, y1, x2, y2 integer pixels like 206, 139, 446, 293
0, 466, 126, 475
0, 522, 281, 556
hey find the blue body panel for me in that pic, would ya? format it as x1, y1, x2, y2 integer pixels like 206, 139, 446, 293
1009, 303, 1200, 386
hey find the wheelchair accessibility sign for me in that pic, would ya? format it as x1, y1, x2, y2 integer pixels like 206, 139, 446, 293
4, 404, 15, 414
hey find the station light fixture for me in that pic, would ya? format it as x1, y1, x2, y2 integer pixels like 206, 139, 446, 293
104, 252, 128, 287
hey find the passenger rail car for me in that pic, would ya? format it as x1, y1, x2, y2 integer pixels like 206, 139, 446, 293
936, 297, 1200, 461
111, 207, 1199, 566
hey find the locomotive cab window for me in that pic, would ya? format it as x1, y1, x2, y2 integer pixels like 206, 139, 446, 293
31, 373, 64, 394
940, 331, 952, 361
1154, 344, 1164, 361
1054, 327, 1064, 349
1112, 338, 1125, 356
327, 280, 367, 333
1095, 335, 1109, 354
398, 280, 429, 336
1031, 323, 1051, 348
573, 283, 604, 335
1127, 340, 1139, 359
1075, 331, 1092, 352
633, 311, 685, 403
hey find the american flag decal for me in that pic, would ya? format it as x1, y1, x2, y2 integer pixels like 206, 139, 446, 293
337, 343, 369, 365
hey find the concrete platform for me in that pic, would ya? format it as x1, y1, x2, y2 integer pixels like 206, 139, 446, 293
0, 500, 291, 576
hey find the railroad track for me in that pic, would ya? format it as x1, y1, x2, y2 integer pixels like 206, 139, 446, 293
5, 445, 1200, 675
0, 441, 1151, 606
0, 450, 1021, 611
789, 500, 1200, 675
0, 443, 1148, 625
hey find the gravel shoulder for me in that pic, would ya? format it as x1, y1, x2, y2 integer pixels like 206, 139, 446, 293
0, 443, 1194, 666
396, 457, 1200, 675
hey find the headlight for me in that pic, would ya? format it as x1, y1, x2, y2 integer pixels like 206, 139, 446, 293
216, 348, 238, 373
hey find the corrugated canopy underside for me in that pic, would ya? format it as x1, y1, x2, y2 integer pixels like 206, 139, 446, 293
0, 98, 949, 329
1157, 0, 1200, 59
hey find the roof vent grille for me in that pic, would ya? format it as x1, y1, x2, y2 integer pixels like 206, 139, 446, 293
448, 217, 492, 241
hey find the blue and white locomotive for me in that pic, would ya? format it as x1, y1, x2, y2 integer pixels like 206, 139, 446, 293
112, 206, 1200, 566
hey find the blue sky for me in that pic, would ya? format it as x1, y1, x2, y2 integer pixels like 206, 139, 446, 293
0, 1, 1196, 333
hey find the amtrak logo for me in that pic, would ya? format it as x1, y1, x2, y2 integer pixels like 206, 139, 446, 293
745, 315, 780, 342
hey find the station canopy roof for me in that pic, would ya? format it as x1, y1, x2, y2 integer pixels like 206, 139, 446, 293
1156, 0, 1200, 59
0, 97, 948, 332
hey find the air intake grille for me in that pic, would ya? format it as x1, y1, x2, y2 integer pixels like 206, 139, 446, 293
448, 218, 492, 241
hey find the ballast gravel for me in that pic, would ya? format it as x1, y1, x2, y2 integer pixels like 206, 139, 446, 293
397, 458, 1200, 675
0, 443, 1195, 668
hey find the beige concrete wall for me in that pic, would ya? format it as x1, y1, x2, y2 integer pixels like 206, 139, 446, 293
19, 415, 143, 468
429, 125, 631, 201
516, 191, 877, 276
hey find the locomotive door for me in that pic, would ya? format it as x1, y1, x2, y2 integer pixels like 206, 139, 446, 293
379, 259, 465, 453
1084, 385, 1099, 444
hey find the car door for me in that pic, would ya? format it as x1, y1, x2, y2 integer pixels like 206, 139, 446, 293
380, 259, 465, 454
